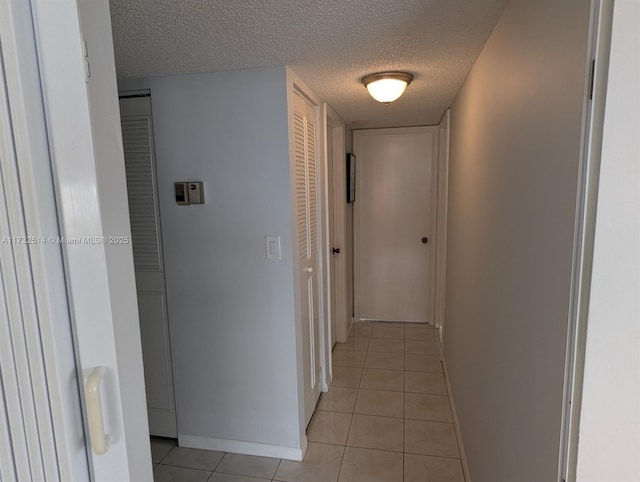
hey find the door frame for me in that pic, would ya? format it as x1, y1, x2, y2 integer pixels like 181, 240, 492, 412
324, 104, 349, 344
434, 110, 451, 341
353, 126, 440, 325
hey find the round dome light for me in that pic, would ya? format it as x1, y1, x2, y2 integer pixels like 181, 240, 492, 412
362, 72, 414, 104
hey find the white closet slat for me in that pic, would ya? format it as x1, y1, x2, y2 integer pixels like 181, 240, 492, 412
293, 96, 320, 263
0, 372, 18, 482
307, 118, 318, 253
121, 117, 162, 272
0, 42, 61, 480
294, 111, 309, 261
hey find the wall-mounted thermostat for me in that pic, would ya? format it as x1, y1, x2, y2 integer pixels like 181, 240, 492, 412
187, 182, 204, 204
175, 181, 205, 205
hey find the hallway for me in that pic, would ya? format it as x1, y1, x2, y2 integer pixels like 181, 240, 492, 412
152, 321, 465, 481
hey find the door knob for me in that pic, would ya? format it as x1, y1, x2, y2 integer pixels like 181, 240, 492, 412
304, 267, 314, 273
421, 237, 429, 244
332, 247, 341, 254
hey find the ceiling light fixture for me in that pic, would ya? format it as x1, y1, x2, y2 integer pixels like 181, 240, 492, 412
362, 71, 414, 104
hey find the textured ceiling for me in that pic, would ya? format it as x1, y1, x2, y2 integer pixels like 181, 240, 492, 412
109, 0, 508, 128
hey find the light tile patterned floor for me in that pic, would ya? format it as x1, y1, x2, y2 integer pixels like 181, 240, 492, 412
152, 321, 465, 481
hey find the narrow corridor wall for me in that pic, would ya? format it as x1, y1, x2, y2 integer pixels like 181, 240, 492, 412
444, 0, 592, 480
119, 67, 304, 457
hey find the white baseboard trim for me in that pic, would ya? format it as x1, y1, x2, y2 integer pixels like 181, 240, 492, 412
358, 317, 432, 324
178, 434, 307, 461
441, 357, 472, 482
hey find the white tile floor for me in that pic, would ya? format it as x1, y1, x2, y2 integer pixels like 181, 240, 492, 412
152, 321, 465, 481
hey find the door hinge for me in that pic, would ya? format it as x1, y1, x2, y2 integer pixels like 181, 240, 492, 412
82, 38, 91, 81
588, 58, 595, 100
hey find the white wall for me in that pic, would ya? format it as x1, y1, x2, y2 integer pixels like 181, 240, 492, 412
444, 0, 592, 480
576, 1, 640, 479
121, 67, 304, 455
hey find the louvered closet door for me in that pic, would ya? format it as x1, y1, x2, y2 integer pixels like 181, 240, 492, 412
293, 92, 322, 426
119, 96, 177, 437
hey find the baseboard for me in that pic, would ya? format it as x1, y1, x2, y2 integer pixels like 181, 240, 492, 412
441, 357, 472, 482
358, 317, 432, 324
178, 434, 307, 461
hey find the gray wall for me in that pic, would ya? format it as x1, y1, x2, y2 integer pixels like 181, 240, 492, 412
444, 0, 591, 480
121, 67, 303, 452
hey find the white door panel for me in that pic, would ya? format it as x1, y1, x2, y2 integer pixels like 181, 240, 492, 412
0, 6, 90, 477
355, 128, 437, 323
2, 0, 152, 480
294, 92, 322, 425
120, 95, 177, 437
138, 293, 173, 409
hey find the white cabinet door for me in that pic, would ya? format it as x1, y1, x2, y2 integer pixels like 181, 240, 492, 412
294, 93, 322, 425
355, 127, 438, 323
0, 7, 90, 479
120, 96, 177, 437
26, 0, 153, 479
1, 1, 152, 480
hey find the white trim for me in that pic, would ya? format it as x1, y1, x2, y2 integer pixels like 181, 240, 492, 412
179, 434, 307, 462
441, 357, 472, 482
434, 109, 451, 342
324, 104, 349, 344
360, 317, 433, 324
428, 126, 440, 326
558, 1, 614, 480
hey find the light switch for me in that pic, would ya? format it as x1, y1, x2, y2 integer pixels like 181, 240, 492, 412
265, 236, 281, 260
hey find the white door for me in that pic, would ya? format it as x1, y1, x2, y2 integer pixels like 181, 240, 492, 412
120, 95, 177, 437
294, 92, 322, 425
0, 6, 90, 479
354, 127, 438, 323
20, 0, 153, 480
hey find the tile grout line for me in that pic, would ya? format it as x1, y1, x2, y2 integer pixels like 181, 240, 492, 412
355, 324, 454, 480
271, 457, 283, 481
336, 392, 358, 482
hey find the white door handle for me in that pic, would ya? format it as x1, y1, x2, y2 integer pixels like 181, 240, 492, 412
85, 367, 112, 455
304, 267, 313, 273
